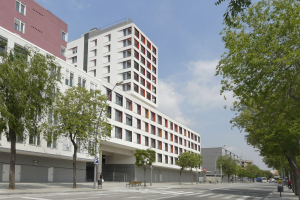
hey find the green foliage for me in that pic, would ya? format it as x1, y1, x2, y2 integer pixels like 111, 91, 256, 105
217, 155, 239, 180
134, 149, 155, 168
244, 164, 260, 180
0, 46, 61, 189
215, 0, 251, 26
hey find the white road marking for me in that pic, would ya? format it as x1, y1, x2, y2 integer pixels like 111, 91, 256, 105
198, 193, 214, 197
209, 194, 224, 198
236, 196, 251, 200
222, 195, 235, 199
22, 198, 49, 200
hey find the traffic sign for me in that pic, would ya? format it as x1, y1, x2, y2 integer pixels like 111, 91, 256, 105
94, 157, 98, 165
203, 168, 206, 172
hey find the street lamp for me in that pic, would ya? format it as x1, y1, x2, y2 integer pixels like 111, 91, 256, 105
216, 144, 227, 184
93, 81, 123, 189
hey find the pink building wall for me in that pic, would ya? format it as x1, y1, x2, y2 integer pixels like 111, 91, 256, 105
0, 0, 68, 60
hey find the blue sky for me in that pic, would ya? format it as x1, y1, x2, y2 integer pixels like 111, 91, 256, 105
36, 0, 269, 170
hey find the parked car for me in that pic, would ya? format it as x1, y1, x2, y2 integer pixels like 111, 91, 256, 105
262, 177, 267, 183
274, 180, 278, 183
278, 178, 282, 183
269, 180, 272, 183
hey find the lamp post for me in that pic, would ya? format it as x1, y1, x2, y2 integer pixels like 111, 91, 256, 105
93, 81, 123, 189
216, 144, 227, 184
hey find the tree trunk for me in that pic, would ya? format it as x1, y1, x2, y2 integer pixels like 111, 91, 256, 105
191, 170, 193, 185
179, 170, 181, 185
9, 129, 16, 190
288, 157, 295, 193
73, 145, 77, 188
144, 166, 146, 187
289, 155, 300, 196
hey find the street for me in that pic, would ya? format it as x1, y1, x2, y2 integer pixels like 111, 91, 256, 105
0, 183, 287, 200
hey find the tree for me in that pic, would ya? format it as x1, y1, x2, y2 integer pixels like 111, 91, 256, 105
217, 155, 238, 183
244, 164, 260, 182
134, 149, 155, 186
216, 0, 300, 197
41, 86, 112, 188
177, 151, 191, 185
215, 0, 251, 26
236, 165, 246, 182
190, 153, 203, 185
0, 46, 61, 189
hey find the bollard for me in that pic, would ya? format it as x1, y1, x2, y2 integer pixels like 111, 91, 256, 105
277, 186, 283, 197
98, 179, 102, 189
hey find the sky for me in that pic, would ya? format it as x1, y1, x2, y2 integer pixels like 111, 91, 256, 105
35, 0, 270, 170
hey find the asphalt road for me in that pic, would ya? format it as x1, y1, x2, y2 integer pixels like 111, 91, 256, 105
0, 182, 279, 200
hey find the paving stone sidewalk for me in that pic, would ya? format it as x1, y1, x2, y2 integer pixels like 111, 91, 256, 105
266, 186, 299, 200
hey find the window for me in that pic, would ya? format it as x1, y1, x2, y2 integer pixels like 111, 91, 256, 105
147, 72, 151, 80
126, 99, 132, 110
151, 125, 155, 135
140, 77, 145, 86
106, 88, 112, 101
108, 45, 111, 52
16, 1, 26, 15
95, 40, 97, 46
115, 127, 122, 139
134, 39, 139, 49
170, 122, 173, 130
145, 136, 149, 146
61, 46, 66, 57
165, 119, 168, 128
175, 136, 178, 143
126, 130, 132, 142
141, 35, 145, 44
107, 106, 111, 118
70, 73, 74, 87
141, 56, 145, 65
47, 136, 57, 149
123, 60, 131, 69
165, 131, 168, 139
147, 41, 151, 49
94, 49, 97, 56
137, 133, 141, 144
151, 139, 156, 148
116, 93, 123, 106
123, 83, 131, 91
134, 73, 139, 82
0, 37, 8, 53
151, 112, 155, 122
165, 155, 168, 164
152, 86, 156, 94
137, 118, 141, 129
29, 132, 40, 146
158, 116, 162, 125
179, 127, 182, 134
141, 46, 145, 54
62, 31, 67, 41
170, 157, 174, 165
147, 62, 151, 70
146, 92, 151, 100
175, 147, 178, 154
93, 69, 96, 77
63, 140, 72, 151
123, 38, 131, 47
165, 143, 168, 152
146, 82, 151, 90
72, 56, 77, 63
137, 104, 141, 115
108, 55, 111, 62
152, 66, 156, 74
14, 18, 25, 33
107, 66, 110, 73
141, 67, 145, 75
108, 34, 111, 41
123, 49, 131, 58
153, 56, 156, 64
135, 28, 139, 38
147, 51, 151, 59
145, 122, 149, 132
140, 88, 145, 97
134, 50, 139, 60
123, 27, 132, 36
72, 47, 77, 54
157, 141, 162, 150
152, 47, 157, 55
134, 61, 139, 71
157, 153, 162, 163
82, 79, 86, 88
123, 71, 131, 80
65, 70, 69, 85
115, 110, 122, 122
134, 84, 139, 93
152, 76, 156, 84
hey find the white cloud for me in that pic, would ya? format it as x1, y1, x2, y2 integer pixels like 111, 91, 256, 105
157, 79, 194, 126
71, 0, 86, 9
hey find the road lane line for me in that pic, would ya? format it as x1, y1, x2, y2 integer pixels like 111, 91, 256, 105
198, 193, 214, 197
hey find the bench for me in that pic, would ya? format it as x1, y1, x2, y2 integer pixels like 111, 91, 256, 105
126, 181, 137, 187
135, 181, 142, 186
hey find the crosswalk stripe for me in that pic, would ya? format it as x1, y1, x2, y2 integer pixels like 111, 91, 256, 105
236, 196, 251, 200
198, 193, 214, 197
222, 195, 235, 199
209, 194, 224, 198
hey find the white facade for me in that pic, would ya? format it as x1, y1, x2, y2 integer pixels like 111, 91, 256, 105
0, 18, 202, 183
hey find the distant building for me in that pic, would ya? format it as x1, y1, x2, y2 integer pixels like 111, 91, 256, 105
201, 147, 239, 183
240, 160, 253, 170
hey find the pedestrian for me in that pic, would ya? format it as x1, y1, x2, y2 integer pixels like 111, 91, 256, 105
100, 173, 104, 183
288, 180, 292, 189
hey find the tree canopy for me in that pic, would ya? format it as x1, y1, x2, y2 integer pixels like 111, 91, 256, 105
134, 149, 155, 186
217, 155, 238, 182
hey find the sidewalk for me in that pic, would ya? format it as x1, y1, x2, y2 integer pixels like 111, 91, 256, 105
266, 186, 299, 200
0, 181, 213, 195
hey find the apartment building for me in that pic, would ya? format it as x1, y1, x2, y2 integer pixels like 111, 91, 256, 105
0, 0, 68, 60
0, 0, 201, 183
